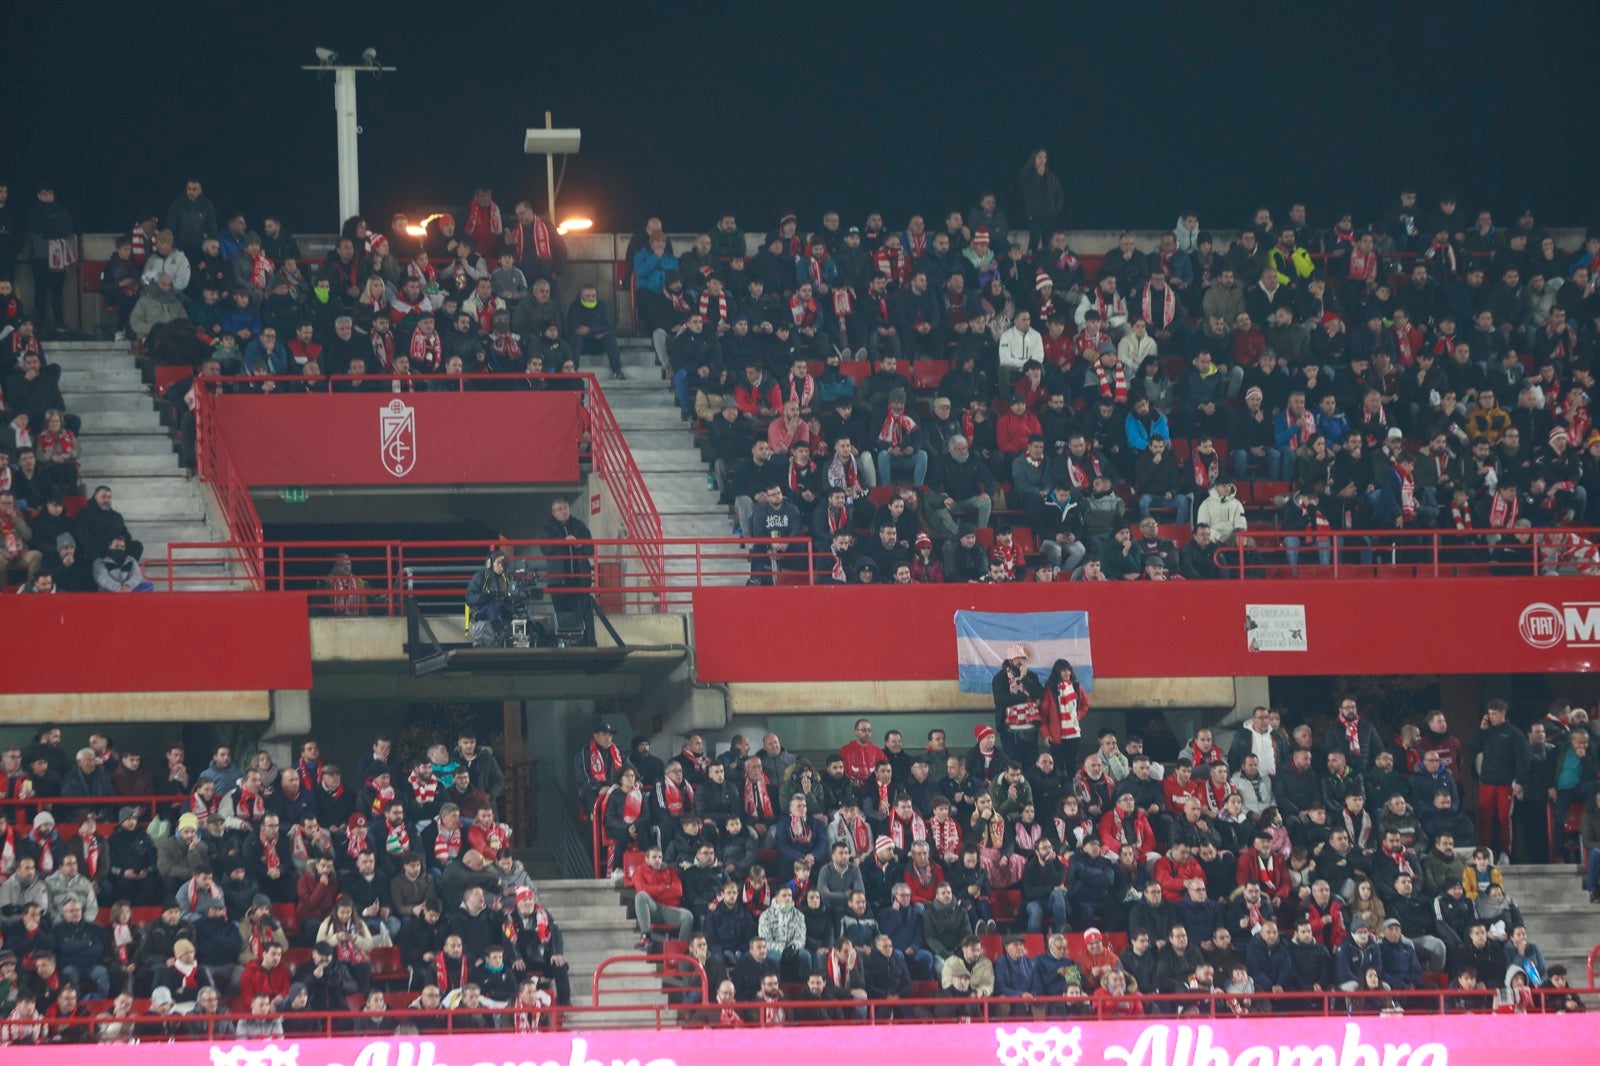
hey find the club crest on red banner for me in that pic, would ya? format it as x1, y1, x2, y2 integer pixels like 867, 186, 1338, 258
380, 399, 417, 478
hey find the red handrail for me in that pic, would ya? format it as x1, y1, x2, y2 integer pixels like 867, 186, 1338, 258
594, 952, 707, 1010
1212, 526, 1600, 580
147, 535, 816, 614
192, 384, 265, 587
1588, 943, 1600, 987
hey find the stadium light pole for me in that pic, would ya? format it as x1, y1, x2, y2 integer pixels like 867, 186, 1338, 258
301, 48, 396, 225
524, 112, 583, 228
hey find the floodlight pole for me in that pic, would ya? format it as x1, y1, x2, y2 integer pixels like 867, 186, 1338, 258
545, 111, 558, 227
300, 59, 397, 225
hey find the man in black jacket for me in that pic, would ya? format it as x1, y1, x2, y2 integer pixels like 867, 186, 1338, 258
1471, 700, 1529, 861
538, 497, 596, 645
925, 435, 996, 540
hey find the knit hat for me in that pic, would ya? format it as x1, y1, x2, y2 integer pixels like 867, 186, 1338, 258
957, 522, 977, 538
1245, 386, 1263, 402
973, 228, 990, 244
149, 987, 175, 1007
177, 813, 199, 831
251, 894, 271, 910
914, 532, 932, 549
32, 812, 54, 827
1320, 312, 1341, 325
1587, 430, 1600, 447
1083, 927, 1105, 943
1035, 270, 1053, 291
1549, 426, 1569, 446
56, 532, 75, 552
173, 939, 196, 956
888, 387, 907, 405
873, 836, 896, 854
118, 806, 140, 823
1006, 643, 1029, 661
974, 724, 997, 743
515, 885, 536, 902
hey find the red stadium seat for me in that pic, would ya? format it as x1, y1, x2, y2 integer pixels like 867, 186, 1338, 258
272, 903, 301, 938
840, 361, 871, 385
1157, 524, 1192, 547
154, 364, 192, 393
370, 945, 405, 986
1010, 527, 1037, 556
911, 360, 949, 391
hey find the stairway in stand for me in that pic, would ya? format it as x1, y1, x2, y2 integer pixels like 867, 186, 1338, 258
52, 340, 238, 588
601, 338, 748, 587
1499, 863, 1597, 981
536, 878, 670, 1023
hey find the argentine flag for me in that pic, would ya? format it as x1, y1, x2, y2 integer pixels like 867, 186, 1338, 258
954, 610, 1095, 694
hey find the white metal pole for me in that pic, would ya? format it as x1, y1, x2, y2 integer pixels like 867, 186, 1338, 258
545, 110, 557, 225
334, 68, 360, 224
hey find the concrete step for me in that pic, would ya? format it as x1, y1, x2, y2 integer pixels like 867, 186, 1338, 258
59, 367, 146, 389
78, 454, 187, 476
69, 410, 165, 432
76, 433, 175, 457
60, 391, 159, 413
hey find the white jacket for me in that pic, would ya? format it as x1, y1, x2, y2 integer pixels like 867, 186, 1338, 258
1196, 487, 1247, 543
141, 250, 192, 293
998, 326, 1043, 371
1118, 332, 1158, 374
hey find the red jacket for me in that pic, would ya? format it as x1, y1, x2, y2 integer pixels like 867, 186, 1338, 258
838, 740, 886, 784
239, 959, 290, 1003
1161, 776, 1206, 818
1235, 848, 1291, 903
901, 863, 946, 905
296, 870, 339, 932
997, 411, 1043, 454
1153, 856, 1204, 902
1098, 809, 1156, 856
632, 863, 683, 908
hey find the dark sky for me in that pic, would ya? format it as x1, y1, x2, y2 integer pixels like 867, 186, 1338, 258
9, 2, 1598, 239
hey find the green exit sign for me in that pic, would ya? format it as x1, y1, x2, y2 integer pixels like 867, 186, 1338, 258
281, 487, 308, 503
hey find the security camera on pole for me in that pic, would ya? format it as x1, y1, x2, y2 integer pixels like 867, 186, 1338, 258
300, 47, 396, 226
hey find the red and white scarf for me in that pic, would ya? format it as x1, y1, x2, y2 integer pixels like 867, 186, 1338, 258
1424, 239, 1457, 275
1341, 715, 1364, 755
742, 877, 771, 913
1052, 680, 1085, 740
788, 814, 814, 844
618, 788, 645, 823
1348, 247, 1378, 283
384, 820, 412, 854
409, 329, 442, 370
1141, 282, 1177, 327
370, 330, 395, 370
743, 774, 774, 820
806, 254, 829, 288
1394, 465, 1416, 521
233, 788, 264, 823
660, 778, 694, 817
1065, 452, 1104, 490
879, 410, 916, 447
789, 294, 818, 329
929, 816, 962, 858
0, 824, 16, 874
1488, 492, 1519, 529
585, 741, 623, 784
841, 813, 871, 856
258, 829, 281, 873
510, 216, 553, 261
889, 812, 928, 851
435, 950, 469, 991
1384, 846, 1413, 879
80, 833, 100, 880
466, 200, 503, 249
503, 906, 552, 947
409, 770, 440, 807
432, 820, 462, 864
291, 823, 331, 863
905, 232, 927, 258
1449, 500, 1473, 530
697, 290, 729, 324
782, 374, 815, 410
1093, 361, 1128, 404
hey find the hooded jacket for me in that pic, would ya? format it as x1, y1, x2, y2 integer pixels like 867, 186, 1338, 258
129, 282, 190, 339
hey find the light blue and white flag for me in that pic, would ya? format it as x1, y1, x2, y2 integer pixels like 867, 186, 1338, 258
954, 610, 1094, 693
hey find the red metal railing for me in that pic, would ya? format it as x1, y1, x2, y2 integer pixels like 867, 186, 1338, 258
0, 794, 180, 821
1213, 526, 1600, 579
594, 952, 707, 1009
147, 535, 818, 613
9, 985, 1591, 1040
190, 372, 665, 596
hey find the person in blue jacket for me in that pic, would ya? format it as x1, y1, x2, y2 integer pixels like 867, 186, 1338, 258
1246, 919, 1295, 993
1334, 919, 1383, 991
993, 935, 1038, 1016
1376, 918, 1423, 990
632, 235, 678, 296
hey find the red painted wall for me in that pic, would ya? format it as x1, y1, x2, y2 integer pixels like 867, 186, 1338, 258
7, 593, 313, 694
692, 578, 1600, 682
211, 392, 582, 486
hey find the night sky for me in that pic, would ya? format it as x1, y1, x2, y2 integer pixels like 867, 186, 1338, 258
9, 2, 1599, 240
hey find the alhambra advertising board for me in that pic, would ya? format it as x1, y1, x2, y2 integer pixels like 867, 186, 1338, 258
4, 1018, 1591, 1066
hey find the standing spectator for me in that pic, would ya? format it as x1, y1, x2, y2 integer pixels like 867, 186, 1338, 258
1471, 700, 1529, 862
1018, 149, 1064, 253
166, 180, 218, 259
25, 184, 73, 334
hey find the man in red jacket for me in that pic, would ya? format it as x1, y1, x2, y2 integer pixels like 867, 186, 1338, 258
1235, 831, 1291, 903
238, 942, 291, 1007
1161, 759, 1206, 820
632, 845, 693, 948
838, 719, 886, 785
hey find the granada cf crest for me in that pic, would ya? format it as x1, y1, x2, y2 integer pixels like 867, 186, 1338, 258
380, 399, 417, 477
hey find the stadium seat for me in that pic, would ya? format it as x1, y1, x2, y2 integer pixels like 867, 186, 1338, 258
975, 527, 996, 550
989, 888, 1020, 927
271, 903, 301, 938
154, 364, 191, 394
867, 486, 898, 506
1157, 524, 1192, 547
911, 360, 949, 391
1010, 526, 1037, 556
370, 945, 405, 986
840, 361, 871, 385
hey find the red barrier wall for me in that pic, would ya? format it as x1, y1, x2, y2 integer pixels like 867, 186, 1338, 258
211, 392, 582, 486
7, 593, 313, 693
692, 578, 1600, 682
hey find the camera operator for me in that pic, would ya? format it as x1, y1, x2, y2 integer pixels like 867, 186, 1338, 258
465, 550, 511, 647
539, 497, 596, 645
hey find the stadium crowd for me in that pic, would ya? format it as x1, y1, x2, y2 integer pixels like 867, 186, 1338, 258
0, 724, 582, 1043
584, 687, 1598, 1022
7, 174, 1600, 587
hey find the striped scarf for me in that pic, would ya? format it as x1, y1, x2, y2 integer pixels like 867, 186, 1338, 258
698, 289, 729, 324
1093, 361, 1127, 404
432, 821, 461, 864
510, 216, 552, 261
